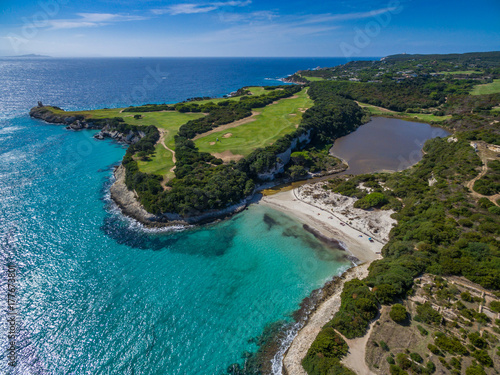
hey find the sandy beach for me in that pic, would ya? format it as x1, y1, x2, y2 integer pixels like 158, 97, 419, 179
259, 182, 396, 263
259, 181, 396, 374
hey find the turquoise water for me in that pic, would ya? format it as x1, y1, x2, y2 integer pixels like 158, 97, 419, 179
1, 112, 351, 371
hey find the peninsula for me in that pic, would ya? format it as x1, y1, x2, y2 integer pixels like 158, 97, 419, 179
30, 51, 500, 375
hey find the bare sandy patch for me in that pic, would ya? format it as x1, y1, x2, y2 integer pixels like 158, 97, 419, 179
209, 141, 216, 145
213, 150, 244, 162
223, 133, 232, 138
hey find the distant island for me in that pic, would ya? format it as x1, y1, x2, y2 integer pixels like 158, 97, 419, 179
8, 54, 51, 58
30, 51, 500, 375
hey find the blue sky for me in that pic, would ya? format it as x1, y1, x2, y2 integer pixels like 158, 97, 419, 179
0, 0, 499, 57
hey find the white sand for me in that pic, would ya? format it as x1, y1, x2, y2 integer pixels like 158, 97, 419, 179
259, 181, 397, 374
259, 182, 396, 263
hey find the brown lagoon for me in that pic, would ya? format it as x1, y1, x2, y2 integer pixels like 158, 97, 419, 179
330, 117, 451, 175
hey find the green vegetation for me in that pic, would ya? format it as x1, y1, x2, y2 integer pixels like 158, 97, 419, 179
120, 83, 366, 216
353, 192, 389, 209
301, 75, 325, 82
389, 304, 408, 323
433, 332, 469, 355
301, 327, 354, 375
438, 70, 484, 75
357, 102, 452, 122
195, 88, 313, 157
473, 160, 500, 195
415, 303, 442, 325
331, 279, 378, 339
471, 79, 500, 95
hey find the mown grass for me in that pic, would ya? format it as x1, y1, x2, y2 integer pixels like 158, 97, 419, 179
471, 79, 500, 95
137, 144, 175, 178
437, 70, 483, 75
358, 102, 451, 122
195, 88, 313, 157
301, 75, 325, 81
187, 86, 277, 105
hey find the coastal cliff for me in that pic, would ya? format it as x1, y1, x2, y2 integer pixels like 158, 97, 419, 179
29, 105, 145, 144
110, 164, 250, 227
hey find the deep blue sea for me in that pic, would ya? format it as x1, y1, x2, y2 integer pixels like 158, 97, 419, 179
0, 57, 365, 374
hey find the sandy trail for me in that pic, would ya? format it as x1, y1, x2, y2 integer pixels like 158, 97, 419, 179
339, 320, 378, 375
465, 141, 500, 205
157, 128, 176, 189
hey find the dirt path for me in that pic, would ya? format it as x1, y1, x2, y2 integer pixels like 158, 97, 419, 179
157, 128, 176, 189
339, 320, 378, 375
464, 141, 500, 205
158, 129, 176, 167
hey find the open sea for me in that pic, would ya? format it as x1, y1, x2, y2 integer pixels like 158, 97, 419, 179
0, 57, 366, 374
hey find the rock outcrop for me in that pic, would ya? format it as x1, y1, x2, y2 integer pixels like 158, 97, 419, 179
29, 105, 144, 145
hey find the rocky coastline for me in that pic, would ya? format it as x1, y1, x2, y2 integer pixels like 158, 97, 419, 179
110, 164, 250, 228
29, 104, 145, 144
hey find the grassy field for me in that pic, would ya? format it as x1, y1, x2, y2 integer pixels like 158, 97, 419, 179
195, 88, 312, 158
186, 86, 278, 105
137, 143, 174, 178
301, 75, 325, 81
357, 102, 451, 122
471, 79, 500, 95
437, 70, 483, 75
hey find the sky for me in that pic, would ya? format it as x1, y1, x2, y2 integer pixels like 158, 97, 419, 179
0, 0, 499, 57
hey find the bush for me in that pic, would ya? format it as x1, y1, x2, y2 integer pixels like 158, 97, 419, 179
396, 353, 412, 370
380, 341, 390, 351
353, 192, 388, 209
389, 365, 409, 375
450, 357, 461, 370
390, 304, 408, 323
472, 349, 493, 367
387, 356, 396, 365
434, 332, 469, 355
427, 344, 441, 355
426, 361, 436, 373
416, 303, 442, 325
489, 300, 500, 312
409, 352, 423, 363
302, 326, 354, 375
461, 291, 474, 302
417, 325, 429, 336
488, 206, 500, 215
468, 332, 488, 349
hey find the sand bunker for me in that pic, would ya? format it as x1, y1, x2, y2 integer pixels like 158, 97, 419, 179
213, 150, 244, 162
223, 133, 232, 138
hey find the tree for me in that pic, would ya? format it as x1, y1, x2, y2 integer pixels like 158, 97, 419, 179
390, 304, 408, 323
354, 192, 388, 209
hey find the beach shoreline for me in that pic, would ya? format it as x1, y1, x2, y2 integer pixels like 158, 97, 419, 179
257, 181, 396, 374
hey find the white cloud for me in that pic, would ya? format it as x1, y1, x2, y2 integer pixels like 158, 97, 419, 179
298, 7, 397, 25
47, 13, 148, 30
152, 0, 251, 15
